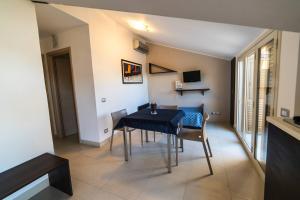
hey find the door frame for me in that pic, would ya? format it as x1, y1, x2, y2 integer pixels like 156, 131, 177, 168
43, 47, 80, 140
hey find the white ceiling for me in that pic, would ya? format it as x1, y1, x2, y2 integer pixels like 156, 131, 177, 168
40, 0, 300, 32
104, 10, 264, 60
35, 4, 86, 38
34, 3, 264, 59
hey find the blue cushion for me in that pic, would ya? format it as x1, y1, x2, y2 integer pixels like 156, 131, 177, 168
179, 107, 203, 129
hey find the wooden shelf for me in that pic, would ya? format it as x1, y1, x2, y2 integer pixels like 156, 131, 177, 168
175, 88, 210, 96
149, 63, 177, 74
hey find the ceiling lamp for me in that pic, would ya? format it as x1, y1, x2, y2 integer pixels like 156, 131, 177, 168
128, 20, 150, 32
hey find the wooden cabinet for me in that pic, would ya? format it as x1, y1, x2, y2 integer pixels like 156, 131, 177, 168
265, 123, 300, 200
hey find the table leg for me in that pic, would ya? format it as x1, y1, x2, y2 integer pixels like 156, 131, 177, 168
48, 162, 73, 195
180, 139, 184, 152
175, 136, 178, 166
123, 127, 129, 161
167, 134, 172, 173
146, 130, 149, 142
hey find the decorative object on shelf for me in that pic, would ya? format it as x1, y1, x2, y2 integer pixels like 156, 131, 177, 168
121, 59, 143, 84
149, 63, 177, 74
150, 102, 158, 115
175, 88, 210, 96
175, 81, 183, 89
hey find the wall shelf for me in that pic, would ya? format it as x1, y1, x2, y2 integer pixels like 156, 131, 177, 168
149, 63, 177, 74
175, 88, 210, 96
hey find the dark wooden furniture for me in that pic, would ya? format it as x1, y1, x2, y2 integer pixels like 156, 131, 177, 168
175, 88, 210, 96
149, 63, 177, 74
0, 153, 73, 199
265, 123, 300, 200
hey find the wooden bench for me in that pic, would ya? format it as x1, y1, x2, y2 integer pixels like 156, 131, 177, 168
0, 153, 73, 199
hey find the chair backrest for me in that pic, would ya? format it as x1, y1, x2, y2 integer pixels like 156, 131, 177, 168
200, 112, 209, 140
111, 109, 127, 130
137, 103, 150, 111
159, 105, 178, 110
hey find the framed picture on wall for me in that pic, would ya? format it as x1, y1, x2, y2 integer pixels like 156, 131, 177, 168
121, 59, 143, 84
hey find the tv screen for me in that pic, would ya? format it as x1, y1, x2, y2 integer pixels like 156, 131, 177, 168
183, 70, 201, 82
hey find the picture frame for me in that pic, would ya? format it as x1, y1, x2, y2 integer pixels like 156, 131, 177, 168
121, 59, 143, 84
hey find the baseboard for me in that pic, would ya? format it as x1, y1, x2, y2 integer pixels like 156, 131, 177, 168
4, 175, 49, 200
80, 139, 100, 147
233, 128, 265, 181
99, 130, 124, 146
80, 131, 123, 147
100, 135, 111, 146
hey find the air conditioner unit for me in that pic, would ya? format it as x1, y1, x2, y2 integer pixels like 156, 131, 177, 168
133, 40, 149, 54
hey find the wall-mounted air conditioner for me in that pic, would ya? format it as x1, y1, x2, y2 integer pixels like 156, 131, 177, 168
133, 39, 149, 54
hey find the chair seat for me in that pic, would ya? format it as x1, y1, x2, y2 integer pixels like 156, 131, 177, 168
177, 128, 204, 142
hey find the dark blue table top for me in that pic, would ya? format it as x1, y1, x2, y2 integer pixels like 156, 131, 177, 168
116, 109, 185, 135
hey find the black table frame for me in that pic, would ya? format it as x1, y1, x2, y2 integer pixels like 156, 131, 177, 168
120, 109, 184, 173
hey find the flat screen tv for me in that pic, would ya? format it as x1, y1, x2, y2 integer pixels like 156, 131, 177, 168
183, 70, 201, 82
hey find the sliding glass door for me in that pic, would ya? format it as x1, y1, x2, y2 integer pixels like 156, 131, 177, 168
235, 31, 279, 169
243, 53, 255, 150
236, 53, 256, 151
254, 39, 277, 169
236, 61, 244, 134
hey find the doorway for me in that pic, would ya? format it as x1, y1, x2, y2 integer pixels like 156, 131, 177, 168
43, 48, 79, 141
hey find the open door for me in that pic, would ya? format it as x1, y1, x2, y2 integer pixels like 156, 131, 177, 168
43, 48, 79, 139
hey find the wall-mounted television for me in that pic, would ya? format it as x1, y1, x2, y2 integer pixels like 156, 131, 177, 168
183, 70, 201, 82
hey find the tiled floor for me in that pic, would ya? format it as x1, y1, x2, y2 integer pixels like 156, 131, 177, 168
32, 123, 264, 200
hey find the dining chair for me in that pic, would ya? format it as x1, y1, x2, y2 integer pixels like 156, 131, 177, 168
110, 109, 140, 155
176, 113, 213, 175
159, 105, 178, 146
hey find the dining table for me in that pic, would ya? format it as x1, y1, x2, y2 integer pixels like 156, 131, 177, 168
116, 108, 185, 173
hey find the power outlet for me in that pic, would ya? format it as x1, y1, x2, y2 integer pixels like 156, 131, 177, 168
211, 112, 221, 115
104, 128, 109, 134
280, 108, 290, 117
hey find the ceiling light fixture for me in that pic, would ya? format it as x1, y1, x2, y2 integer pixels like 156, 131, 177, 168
128, 20, 150, 32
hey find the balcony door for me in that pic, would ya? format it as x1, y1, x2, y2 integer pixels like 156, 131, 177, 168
235, 31, 279, 169
254, 37, 278, 170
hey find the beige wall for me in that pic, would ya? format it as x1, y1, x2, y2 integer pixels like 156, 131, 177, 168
277, 31, 300, 117
54, 5, 149, 142
0, 0, 54, 198
147, 44, 231, 122
40, 25, 99, 143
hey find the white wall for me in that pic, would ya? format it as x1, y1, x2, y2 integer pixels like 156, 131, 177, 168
147, 44, 231, 122
0, 0, 53, 198
40, 25, 99, 143
53, 5, 149, 142
277, 31, 300, 117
